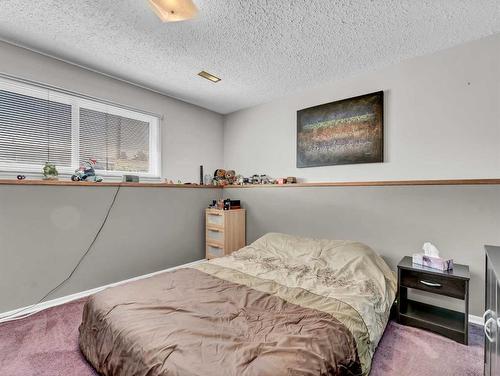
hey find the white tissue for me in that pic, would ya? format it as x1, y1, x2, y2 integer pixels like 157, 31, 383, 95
422, 242, 440, 257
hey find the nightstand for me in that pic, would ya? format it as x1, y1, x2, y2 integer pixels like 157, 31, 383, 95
397, 256, 470, 344
205, 208, 246, 259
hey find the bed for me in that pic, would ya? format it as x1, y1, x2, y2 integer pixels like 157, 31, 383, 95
79, 233, 396, 376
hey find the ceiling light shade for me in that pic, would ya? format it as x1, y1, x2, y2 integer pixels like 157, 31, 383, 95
148, 0, 198, 22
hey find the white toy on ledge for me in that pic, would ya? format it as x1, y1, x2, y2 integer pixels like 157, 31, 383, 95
412, 242, 454, 271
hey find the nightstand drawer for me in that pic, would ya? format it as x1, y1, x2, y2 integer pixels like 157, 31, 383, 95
400, 269, 466, 299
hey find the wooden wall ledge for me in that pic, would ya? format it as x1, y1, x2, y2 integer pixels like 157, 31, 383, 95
224, 179, 500, 188
0, 179, 220, 188
0, 178, 499, 188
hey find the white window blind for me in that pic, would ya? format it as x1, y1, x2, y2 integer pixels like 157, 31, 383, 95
0, 77, 160, 178
0, 89, 72, 168
80, 108, 150, 173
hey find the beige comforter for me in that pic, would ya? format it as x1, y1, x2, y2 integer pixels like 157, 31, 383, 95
79, 233, 396, 376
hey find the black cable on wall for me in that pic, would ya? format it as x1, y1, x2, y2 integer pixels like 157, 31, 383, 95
0, 185, 121, 323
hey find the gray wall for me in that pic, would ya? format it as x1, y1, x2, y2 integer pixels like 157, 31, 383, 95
0, 34, 499, 321
0, 40, 225, 314
221, 33, 500, 318
224, 34, 500, 182
225, 185, 500, 316
0, 40, 224, 183
0, 186, 220, 313
2, 183, 497, 316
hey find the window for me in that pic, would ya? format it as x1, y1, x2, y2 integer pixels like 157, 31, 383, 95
0, 76, 161, 179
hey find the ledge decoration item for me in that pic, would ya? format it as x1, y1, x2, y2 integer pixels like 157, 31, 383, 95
297, 91, 384, 167
71, 159, 103, 182
123, 175, 139, 183
42, 162, 59, 180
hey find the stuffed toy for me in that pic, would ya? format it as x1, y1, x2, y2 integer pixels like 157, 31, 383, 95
213, 169, 228, 186
225, 170, 236, 184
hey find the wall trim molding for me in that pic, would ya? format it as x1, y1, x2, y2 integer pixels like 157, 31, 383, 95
224, 179, 500, 188
0, 179, 220, 188
0, 259, 205, 323
1, 178, 499, 189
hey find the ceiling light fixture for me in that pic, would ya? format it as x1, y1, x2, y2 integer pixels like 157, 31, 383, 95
198, 71, 221, 83
148, 0, 198, 22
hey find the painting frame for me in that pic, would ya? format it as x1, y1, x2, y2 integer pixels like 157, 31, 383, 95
296, 91, 384, 168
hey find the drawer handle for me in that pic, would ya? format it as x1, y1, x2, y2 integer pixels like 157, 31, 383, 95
209, 228, 221, 232
485, 317, 496, 343
209, 244, 222, 249
419, 280, 442, 288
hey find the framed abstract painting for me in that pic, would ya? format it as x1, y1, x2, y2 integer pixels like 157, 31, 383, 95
297, 91, 384, 167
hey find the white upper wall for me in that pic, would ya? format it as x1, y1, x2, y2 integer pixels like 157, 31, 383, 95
223, 34, 500, 182
1, 33, 499, 184
0, 40, 224, 183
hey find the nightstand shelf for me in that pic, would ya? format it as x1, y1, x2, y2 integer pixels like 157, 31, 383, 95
397, 256, 470, 345
399, 299, 466, 342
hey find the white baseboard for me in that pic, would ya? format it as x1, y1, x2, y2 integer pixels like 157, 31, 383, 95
0, 259, 205, 323
469, 314, 484, 326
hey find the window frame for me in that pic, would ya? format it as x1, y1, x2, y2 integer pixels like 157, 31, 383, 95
0, 76, 161, 180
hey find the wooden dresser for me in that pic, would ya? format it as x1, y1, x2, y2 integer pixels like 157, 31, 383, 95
205, 208, 246, 259
485, 245, 500, 376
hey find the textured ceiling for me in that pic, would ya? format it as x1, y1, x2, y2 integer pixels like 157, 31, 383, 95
0, 1, 498, 114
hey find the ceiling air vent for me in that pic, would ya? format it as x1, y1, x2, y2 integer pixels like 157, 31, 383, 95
198, 71, 221, 83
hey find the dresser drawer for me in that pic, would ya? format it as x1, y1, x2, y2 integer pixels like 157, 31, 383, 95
206, 212, 224, 227
206, 228, 224, 242
400, 269, 466, 299
206, 243, 224, 259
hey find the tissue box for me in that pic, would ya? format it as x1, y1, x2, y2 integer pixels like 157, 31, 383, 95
412, 253, 453, 271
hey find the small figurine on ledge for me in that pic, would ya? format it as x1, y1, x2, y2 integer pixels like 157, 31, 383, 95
71, 159, 103, 182
42, 162, 59, 180
235, 174, 245, 185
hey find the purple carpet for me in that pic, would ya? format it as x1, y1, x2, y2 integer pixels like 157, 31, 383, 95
0, 298, 483, 376
370, 319, 483, 376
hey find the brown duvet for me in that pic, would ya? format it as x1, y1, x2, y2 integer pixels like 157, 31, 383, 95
79, 233, 396, 376
80, 268, 361, 376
